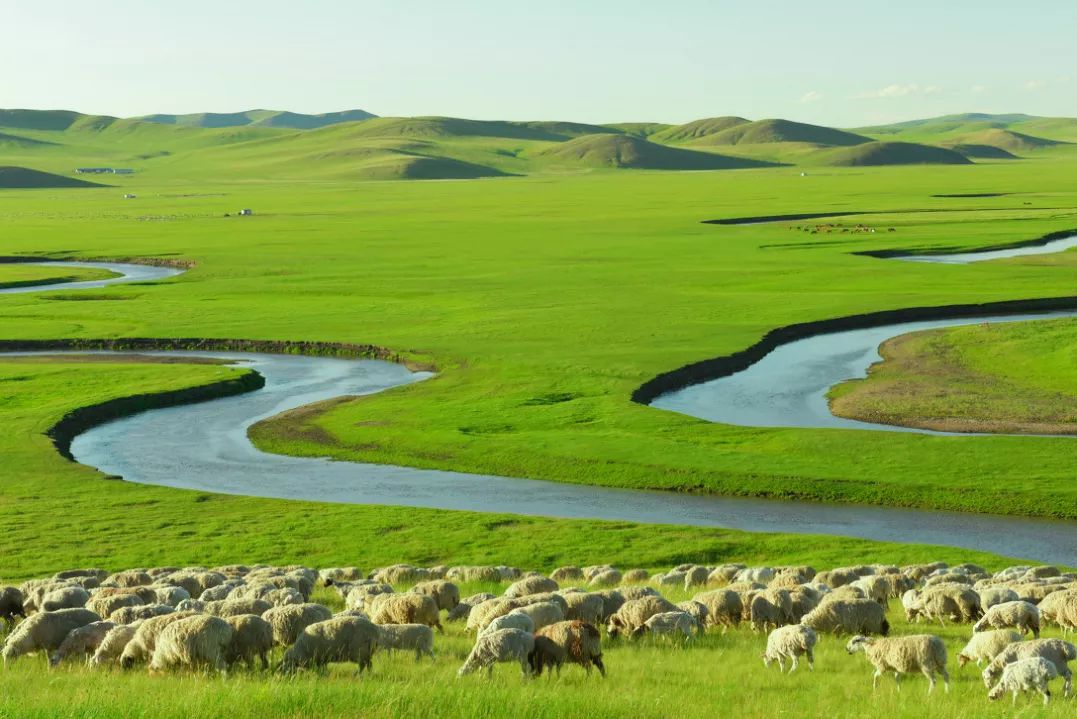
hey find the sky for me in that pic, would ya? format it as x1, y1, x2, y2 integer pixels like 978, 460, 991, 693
2, 0, 1075, 127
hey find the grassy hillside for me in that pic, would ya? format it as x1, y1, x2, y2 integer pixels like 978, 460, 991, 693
691, 119, 871, 147
0, 166, 105, 188
943, 144, 1018, 160
650, 116, 749, 143
818, 142, 972, 166
831, 317, 1077, 434
139, 109, 377, 129
958, 128, 1063, 152
535, 134, 776, 169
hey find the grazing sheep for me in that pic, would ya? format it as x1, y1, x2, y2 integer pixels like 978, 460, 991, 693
40, 586, 90, 612
676, 600, 708, 634
466, 598, 524, 633
693, 589, 743, 630
802, 599, 889, 636
907, 585, 982, 625
371, 564, 428, 586
48, 621, 117, 667
91, 623, 140, 667
262, 588, 304, 607
205, 598, 272, 618
223, 614, 274, 670
319, 567, 363, 585
87, 593, 143, 620
606, 596, 679, 639
377, 623, 435, 661
616, 586, 660, 602
446, 566, 502, 583
103, 571, 153, 589
2, 608, 101, 663
987, 657, 1059, 705
683, 567, 710, 590
457, 628, 534, 678
370, 593, 442, 633
528, 635, 566, 677
54, 569, 108, 583
982, 638, 1076, 696
446, 593, 496, 623
957, 630, 1023, 668
588, 569, 622, 588
120, 611, 199, 668
560, 592, 604, 625
0, 586, 26, 628
508, 602, 564, 633
262, 603, 334, 646
846, 634, 949, 693
533, 621, 604, 677
974, 601, 1040, 638
344, 583, 395, 612
280, 615, 380, 674
622, 569, 650, 584
148, 615, 233, 673
734, 567, 775, 585
787, 587, 821, 623
979, 587, 1020, 611
550, 567, 584, 583
815, 568, 860, 588
851, 576, 890, 605
1038, 589, 1077, 629
654, 571, 686, 587
150, 586, 191, 607
633, 611, 696, 642
762, 624, 817, 673
505, 576, 558, 598
410, 580, 460, 611
109, 604, 174, 624
480, 613, 535, 637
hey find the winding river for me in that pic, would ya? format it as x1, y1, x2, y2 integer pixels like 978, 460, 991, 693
2, 237, 1077, 564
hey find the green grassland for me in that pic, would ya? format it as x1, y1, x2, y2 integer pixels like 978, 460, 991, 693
0, 264, 117, 289
0, 589, 1070, 719
0, 121, 1077, 526
830, 318, 1077, 434
1, 108, 1076, 718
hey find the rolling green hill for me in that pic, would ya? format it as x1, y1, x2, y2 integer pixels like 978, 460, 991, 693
944, 143, 1018, 159
535, 133, 777, 169
138, 109, 377, 129
957, 128, 1062, 152
686, 119, 871, 147
0, 166, 105, 188
818, 141, 972, 166
650, 116, 749, 143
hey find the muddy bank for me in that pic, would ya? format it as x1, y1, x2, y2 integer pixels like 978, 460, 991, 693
0, 255, 195, 269
48, 369, 265, 461
633, 295, 1077, 404
0, 337, 435, 373
854, 227, 1077, 259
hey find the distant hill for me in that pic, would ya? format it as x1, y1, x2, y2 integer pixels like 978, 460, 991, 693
352, 154, 507, 180
650, 117, 749, 143
333, 116, 614, 142
536, 134, 776, 170
819, 142, 972, 166
604, 122, 673, 138
0, 131, 54, 147
0, 166, 105, 188
945, 143, 1018, 160
858, 113, 1040, 135
138, 109, 377, 129
695, 119, 871, 147
957, 128, 1062, 152
0, 109, 88, 131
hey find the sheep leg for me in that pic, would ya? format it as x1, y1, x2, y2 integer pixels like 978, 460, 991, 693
872, 669, 883, 690
260, 652, 269, 671
1061, 668, 1071, 698
789, 654, 799, 673
922, 668, 935, 694
806, 648, 814, 671
1042, 687, 1051, 706
893, 671, 901, 691
593, 656, 606, 678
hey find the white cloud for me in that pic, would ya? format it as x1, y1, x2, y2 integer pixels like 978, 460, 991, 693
971, 84, 988, 94
1024, 79, 1048, 91
1025, 76, 1070, 91
856, 83, 941, 99
799, 90, 823, 103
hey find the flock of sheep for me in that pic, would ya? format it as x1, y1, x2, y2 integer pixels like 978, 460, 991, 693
2, 559, 1076, 705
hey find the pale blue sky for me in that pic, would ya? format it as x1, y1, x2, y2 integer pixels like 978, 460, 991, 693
3, 0, 1074, 126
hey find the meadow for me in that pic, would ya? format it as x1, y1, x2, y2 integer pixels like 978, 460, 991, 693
0, 581, 1071, 719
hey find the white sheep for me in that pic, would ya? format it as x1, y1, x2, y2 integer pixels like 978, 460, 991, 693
40, 586, 90, 612
762, 624, 817, 672
957, 629, 1022, 668
845, 634, 949, 693
262, 603, 334, 646
279, 615, 380, 674
973, 600, 1040, 637
480, 612, 534, 637
223, 614, 274, 670
982, 638, 1075, 696
91, 623, 140, 667
377, 623, 435, 661
457, 628, 534, 678
634, 611, 696, 642
978, 587, 1020, 611
507, 601, 563, 633
1, 608, 101, 662
148, 615, 233, 673
802, 599, 889, 636
987, 657, 1059, 705
48, 620, 117, 666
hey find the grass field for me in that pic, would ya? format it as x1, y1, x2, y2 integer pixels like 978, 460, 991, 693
830, 319, 1077, 434
0, 583, 1070, 719
0, 264, 116, 290
1, 108, 1076, 718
